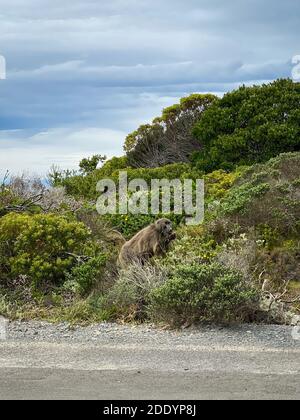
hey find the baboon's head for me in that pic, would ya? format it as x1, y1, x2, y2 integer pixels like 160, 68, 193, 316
155, 218, 173, 236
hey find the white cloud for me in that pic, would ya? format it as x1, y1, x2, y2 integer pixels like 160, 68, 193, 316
9, 58, 291, 87
0, 127, 126, 174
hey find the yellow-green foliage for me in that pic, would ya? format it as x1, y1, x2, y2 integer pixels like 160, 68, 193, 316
52, 160, 240, 238
161, 225, 218, 268
0, 213, 90, 288
204, 169, 240, 201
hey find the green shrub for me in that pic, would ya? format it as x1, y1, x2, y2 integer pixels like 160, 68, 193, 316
89, 162, 198, 237
221, 182, 271, 215
218, 153, 300, 235
193, 79, 300, 172
0, 213, 91, 289
102, 167, 238, 239
79, 154, 106, 174
120, 163, 197, 184
149, 262, 258, 326
161, 224, 218, 268
64, 255, 108, 296
98, 156, 129, 176
256, 224, 280, 250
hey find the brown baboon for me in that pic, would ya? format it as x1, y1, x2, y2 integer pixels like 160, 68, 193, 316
118, 218, 176, 267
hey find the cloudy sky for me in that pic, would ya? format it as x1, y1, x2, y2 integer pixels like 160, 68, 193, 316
0, 0, 299, 175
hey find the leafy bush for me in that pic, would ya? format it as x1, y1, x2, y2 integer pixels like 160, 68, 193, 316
204, 169, 240, 201
64, 156, 129, 196
149, 262, 258, 326
218, 153, 300, 235
221, 182, 271, 215
256, 224, 280, 250
64, 255, 108, 296
76, 209, 125, 250
104, 212, 184, 239
119, 163, 197, 185
98, 164, 238, 238
193, 79, 300, 172
53, 161, 201, 238
161, 224, 218, 268
100, 156, 129, 174
0, 213, 91, 289
98, 163, 201, 237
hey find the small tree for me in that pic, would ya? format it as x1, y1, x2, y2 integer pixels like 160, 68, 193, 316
124, 94, 217, 167
79, 154, 106, 174
47, 165, 78, 187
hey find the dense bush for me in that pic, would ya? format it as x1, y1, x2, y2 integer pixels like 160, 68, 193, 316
149, 262, 258, 326
0, 213, 91, 289
64, 255, 108, 296
118, 163, 198, 185
218, 152, 300, 235
79, 154, 106, 174
193, 79, 300, 172
221, 182, 271, 215
160, 224, 218, 268
204, 169, 240, 203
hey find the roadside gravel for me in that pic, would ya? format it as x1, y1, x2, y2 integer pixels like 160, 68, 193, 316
6, 320, 300, 350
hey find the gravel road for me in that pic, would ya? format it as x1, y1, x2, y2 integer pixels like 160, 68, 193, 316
0, 320, 299, 400
5, 320, 300, 348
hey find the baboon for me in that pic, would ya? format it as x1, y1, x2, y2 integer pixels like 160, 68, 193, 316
118, 218, 176, 267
